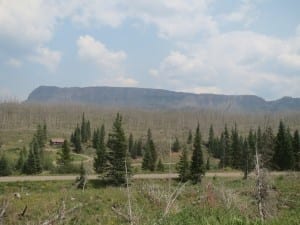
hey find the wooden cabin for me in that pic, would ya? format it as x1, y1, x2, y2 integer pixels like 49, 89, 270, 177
50, 138, 65, 146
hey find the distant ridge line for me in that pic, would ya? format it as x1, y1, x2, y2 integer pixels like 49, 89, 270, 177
26, 86, 300, 112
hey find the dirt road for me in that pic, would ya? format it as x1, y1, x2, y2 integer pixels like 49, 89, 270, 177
0, 171, 292, 183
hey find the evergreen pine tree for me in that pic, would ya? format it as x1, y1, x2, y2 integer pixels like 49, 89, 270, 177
107, 113, 130, 185
219, 125, 231, 168
42, 122, 48, 145
23, 137, 42, 174
86, 120, 91, 141
57, 140, 72, 166
231, 124, 242, 169
286, 127, 295, 169
92, 128, 100, 148
219, 132, 225, 169
16, 147, 27, 171
242, 138, 250, 179
157, 159, 165, 172
81, 113, 87, 143
171, 137, 181, 152
187, 130, 193, 144
73, 126, 82, 153
32, 137, 42, 173
0, 155, 12, 176
206, 156, 210, 171
142, 146, 152, 170
190, 123, 204, 184
136, 138, 143, 157
273, 121, 295, 170
293, 130, 300, 170
257, 126, 263, 153
142, 129, 157, 171
177, 148, 189, 182
261, 126, 275, 169
94, 124, 107, 174
128, 133, 135, 158
208, 125, 215, 155
148, 129, 157, 171
212, 137, 222, 159
23, 148, 36, 174
248, 129, 256, 154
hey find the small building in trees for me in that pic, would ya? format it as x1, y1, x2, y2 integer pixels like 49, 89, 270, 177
50, 138, 65, 146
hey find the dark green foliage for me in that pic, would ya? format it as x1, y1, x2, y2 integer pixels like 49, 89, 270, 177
142, 146, 151, 170
81, 113, 87, 143
242, 139, 250, 179
190, 123, 204, 184
0, 155, 12, 176
36, 122, 47, 148
248, 129, 256, 152
57, 140, 72, 166
128, 133, 136, 158
36, 124, 43, 147
135, 138, 143, 157
16, 147, 27, 171
187, 130, 193, 144
231, 124, 242, 169
273, 121, 295, 170
23, 149, 36, 174
107, 113, 130, 185
86, 120, 91, 141
177, 148, 189, 182
43, 122, 48, 144
207, 125, 221, 159
208, 125, 216, 156
293, 130, 300, 170
257, 126, 263, 153
80, 113, 91, 143
261, 126, 275, 169
23, 137, 42, 174
171, 137, 181, 152
157, 159, 165, 172
94, 124, 107, 174
206, 156, 210, 170
212, 137, 222, 159
219, 125, 231, 169
92, 128, 100, 149
142, 129, 157, 171
72, 125, 82, 153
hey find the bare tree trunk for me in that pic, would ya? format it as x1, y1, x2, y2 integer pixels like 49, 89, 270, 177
0, 200, 9, 225
255, 147, 265, 221
125, 158, 133, 225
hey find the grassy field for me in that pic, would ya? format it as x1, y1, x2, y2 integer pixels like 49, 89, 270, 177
0, 103, 299, 224
0, 173, 299, 225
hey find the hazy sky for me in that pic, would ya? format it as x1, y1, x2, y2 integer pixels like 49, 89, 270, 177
0, 0, 299, 100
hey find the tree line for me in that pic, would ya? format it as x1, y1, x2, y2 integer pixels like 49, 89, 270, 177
0, 113, 299, 186
0, 122, 48, 175
206, 121, 299, 173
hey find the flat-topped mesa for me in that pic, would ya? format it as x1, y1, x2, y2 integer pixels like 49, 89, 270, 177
26, 86, 300, 112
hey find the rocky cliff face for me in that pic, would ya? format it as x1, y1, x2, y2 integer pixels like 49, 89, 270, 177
26, 86, 300, 112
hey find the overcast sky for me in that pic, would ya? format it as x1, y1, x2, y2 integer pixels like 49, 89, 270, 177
0, 0, 299, 100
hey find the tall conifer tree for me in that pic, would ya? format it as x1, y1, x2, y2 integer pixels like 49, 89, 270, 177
107, 113, 129, 185
94, 125, 107, 174
177, 148, 189, 182
293, 130, 300, 170
190, 123, 204, 184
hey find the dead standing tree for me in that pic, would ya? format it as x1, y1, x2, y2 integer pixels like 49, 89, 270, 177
255, 146, 267, 221
0, 200, 9, 225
